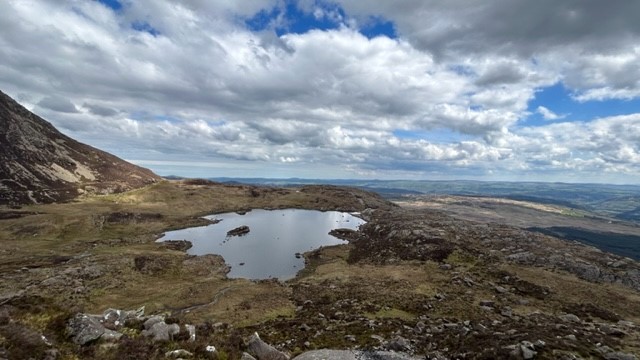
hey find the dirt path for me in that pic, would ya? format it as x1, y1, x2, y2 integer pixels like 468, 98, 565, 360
170, 285, 237, 315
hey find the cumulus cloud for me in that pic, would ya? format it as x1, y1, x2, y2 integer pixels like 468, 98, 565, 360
536, 106, 566, 120
337, 0, 640, 101
0, 0, 639, 182
474, 60, 528, 87
83, 103, 120, 117
36, 96, 79, 114
487, 114, 640, 177
337, 0, 640, 56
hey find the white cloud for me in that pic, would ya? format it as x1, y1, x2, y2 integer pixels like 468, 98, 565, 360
536, 106, 566, 120
337, 0, 640, 101
37, 96, 79, 114
0, 0, 639, 182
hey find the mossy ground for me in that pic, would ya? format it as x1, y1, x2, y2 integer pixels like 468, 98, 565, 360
1, 181, 639, 359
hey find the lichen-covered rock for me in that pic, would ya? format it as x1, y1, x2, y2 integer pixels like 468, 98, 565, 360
143, 315, 165, 330
142, 321, 180, 342
293, 350, 422, 360
604, 352, 638, 360
103, 306, 145, 329
165, 349, 193, 358
66, 313, 122, 345
247, 332, 289, 360
185, 324, 196, 342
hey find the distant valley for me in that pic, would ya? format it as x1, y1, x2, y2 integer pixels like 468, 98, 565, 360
207, 177, 640, 223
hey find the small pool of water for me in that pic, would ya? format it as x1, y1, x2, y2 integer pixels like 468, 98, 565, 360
157, 209, 365, 280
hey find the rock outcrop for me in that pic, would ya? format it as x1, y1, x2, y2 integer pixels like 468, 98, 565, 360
66, 308, 195, 346
0, 90, 161, 205
293, 350, 422, 360
348, 208, 640, 292
67, 313, 123, 345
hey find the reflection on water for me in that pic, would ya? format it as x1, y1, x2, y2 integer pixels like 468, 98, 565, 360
157, 209, 365, 280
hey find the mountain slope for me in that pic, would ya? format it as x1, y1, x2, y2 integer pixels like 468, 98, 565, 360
0, 90, 161, 205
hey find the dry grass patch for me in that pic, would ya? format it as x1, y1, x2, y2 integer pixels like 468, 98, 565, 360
503, 263, 640, 322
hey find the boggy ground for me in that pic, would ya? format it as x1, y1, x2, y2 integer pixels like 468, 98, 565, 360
1, 180, 639, 359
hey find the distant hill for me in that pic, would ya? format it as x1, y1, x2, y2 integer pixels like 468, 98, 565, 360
208, 177, 640, 223
0, 90, 161, 205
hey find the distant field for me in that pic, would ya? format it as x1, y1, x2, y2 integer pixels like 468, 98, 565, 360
528, 227, 640, 260
207, 177, 640, 224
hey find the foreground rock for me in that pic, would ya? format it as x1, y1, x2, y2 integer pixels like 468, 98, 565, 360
165, 349, 193, 358
328, 228, 359, 241
66, 307, 192, 345
142, 318, 180, 342
294, 350, 422, 360
67, 313, 123, 345
247, 332, 290, 360
66, 307, 146, 345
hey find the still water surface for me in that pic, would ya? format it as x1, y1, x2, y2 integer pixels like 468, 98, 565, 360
158, 209, 365, 280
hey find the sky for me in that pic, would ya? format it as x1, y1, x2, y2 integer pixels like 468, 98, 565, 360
1, 1, 640, 183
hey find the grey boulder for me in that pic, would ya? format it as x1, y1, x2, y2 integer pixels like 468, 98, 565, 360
247, 332, 290, 360
293, 350, 422, 360
142, 321, 180, 342
67, 313, 122, 345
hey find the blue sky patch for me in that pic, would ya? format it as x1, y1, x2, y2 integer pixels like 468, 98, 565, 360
152, 114, 182, 123
245, 1, 344, 36
94, 0, 122, 11
244, 6, 280, 32
94, 0, 158, 35
128, 112, 181, 123
449, 65, 475, 77
245, 1, 395, 39
359, 17, 396, 39
132, 21, 160, 36
525, 83, 640, 126
393, 129, 424, 140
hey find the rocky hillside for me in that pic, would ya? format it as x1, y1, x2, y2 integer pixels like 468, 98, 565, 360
0, 90, 160, 205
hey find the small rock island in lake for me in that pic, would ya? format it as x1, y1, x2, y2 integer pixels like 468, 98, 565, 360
227, 225, 250, 236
